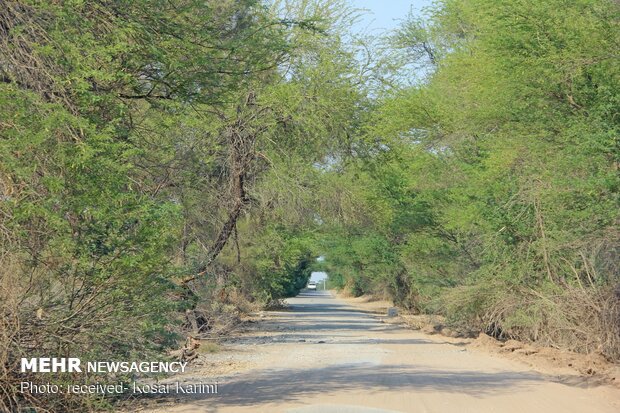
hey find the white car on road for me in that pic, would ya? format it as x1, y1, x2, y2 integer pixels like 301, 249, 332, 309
307, 281, 317, 290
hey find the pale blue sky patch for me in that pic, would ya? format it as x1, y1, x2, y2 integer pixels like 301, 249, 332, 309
311, 271, 328, 282
349, 0, 433, 34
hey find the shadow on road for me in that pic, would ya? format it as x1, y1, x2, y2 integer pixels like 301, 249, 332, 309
143, 293, 616, 413
166, 363, 544, 407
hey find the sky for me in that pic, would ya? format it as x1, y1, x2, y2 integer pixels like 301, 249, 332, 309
310, 271, 328, 282
349, 0, 433, 34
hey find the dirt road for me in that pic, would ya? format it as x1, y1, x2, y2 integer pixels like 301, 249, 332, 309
143, 291, 620, 413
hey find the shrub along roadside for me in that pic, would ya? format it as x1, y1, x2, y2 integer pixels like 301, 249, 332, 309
0, 0, 362, 411
322, 0, 620, 360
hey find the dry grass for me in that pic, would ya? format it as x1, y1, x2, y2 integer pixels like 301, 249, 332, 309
198, 342, 222, 354
536, 286, 620, 360
0, 255, 90, 412
0, 258, 22, 413
479, 285, 620, 361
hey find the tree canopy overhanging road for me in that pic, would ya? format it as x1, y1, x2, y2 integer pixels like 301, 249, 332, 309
1, 0, 619, 412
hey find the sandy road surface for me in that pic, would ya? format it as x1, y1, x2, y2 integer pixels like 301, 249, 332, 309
142, 291, 620, 413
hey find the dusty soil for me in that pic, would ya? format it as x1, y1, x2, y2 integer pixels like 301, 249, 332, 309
339, 293, 620, 386
132, 291, 620, 413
